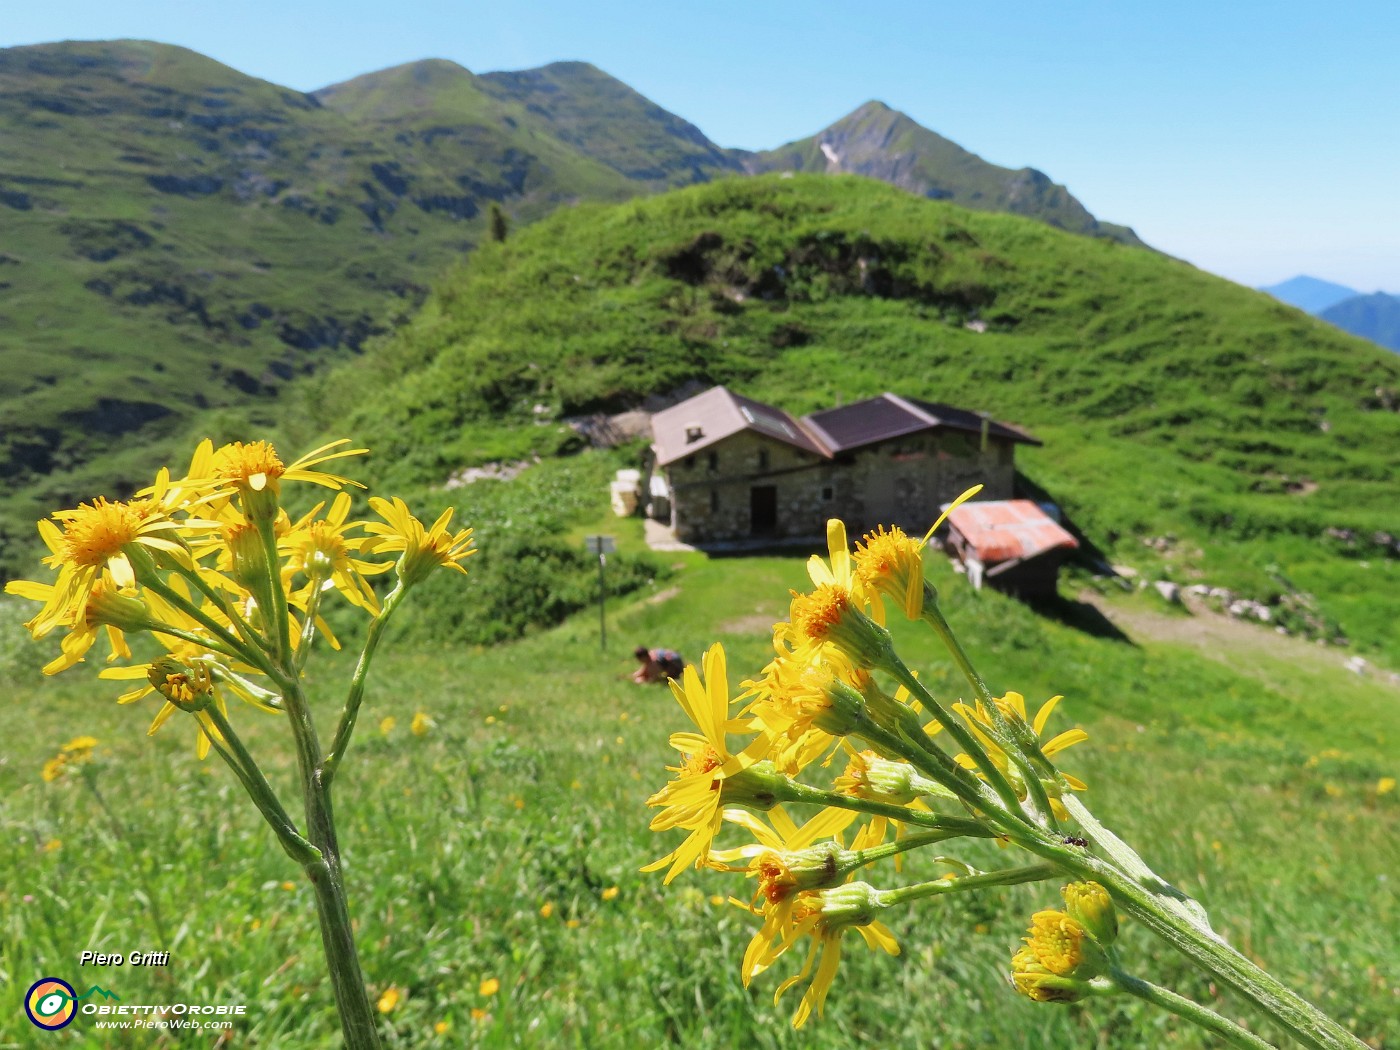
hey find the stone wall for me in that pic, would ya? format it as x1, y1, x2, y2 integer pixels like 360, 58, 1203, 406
666, 431, 828, 543
664, 430, 1019, 543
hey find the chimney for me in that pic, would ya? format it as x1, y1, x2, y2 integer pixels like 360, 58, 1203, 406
685, 423, 704, 444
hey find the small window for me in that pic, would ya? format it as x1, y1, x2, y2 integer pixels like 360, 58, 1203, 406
709, 488, 719, 513
822, 486, 834, 501
684, 455, 695, 470
757, 448, 770, 471
707, 451, 719, 471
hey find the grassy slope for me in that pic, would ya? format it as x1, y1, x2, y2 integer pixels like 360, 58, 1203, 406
311, 174, 1400, 662
1, 477, 1394, 1046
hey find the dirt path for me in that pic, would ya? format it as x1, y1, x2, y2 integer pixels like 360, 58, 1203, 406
1075, 589, 1400, 690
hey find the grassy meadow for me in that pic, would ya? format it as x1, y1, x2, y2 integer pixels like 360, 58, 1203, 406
2, 476, 1396, 1048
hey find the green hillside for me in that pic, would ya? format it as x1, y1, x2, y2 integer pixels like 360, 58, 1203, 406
741, 101, 1145, 246
310, 174, 1400, 661
0, 40, 1149, 564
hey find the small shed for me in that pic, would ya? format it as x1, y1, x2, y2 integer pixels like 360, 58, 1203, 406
945, 500, 1079, 600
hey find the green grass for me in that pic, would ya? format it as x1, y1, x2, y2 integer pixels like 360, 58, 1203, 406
2, 512, 1395, 1047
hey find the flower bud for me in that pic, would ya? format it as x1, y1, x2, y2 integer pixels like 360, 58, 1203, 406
812, 881, 887, 932
1022, 909, 1110, 980
84, 583, 155, 634
717, 761, 789, 811
147, 656, 213, 712
1010, 945, 1094, 1003
1062, 881, 1118, 946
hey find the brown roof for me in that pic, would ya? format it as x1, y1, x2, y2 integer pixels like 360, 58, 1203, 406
803, 393, 1041, 453
651, 386, 828, 466
946, 500, 1078, 564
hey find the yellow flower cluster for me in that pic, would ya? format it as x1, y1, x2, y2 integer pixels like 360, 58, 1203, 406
7, 439, 476, 756
644, 497, 1092, 1028
41, 735, 100, 783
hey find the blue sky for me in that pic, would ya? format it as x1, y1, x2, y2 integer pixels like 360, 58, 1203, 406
6, 1, 1398, 291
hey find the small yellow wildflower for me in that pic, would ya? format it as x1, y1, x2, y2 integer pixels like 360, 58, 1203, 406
411, 711, 431, 736
643, 643, 767, 883
281, 881, 296, 892
539, 902, 554, 919
470, 1007, 488, 1021
42, 839, 62, 852
380, 716, 396, 736
478, 977, 500, 996
602, 886, 620, 901
1377, 777, 1396, 796
362, 497, 476, 586
377, 986, 401, 1014
434, 1020, 450, 1035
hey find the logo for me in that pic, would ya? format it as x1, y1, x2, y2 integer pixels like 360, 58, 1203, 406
24, 978, 120, 1031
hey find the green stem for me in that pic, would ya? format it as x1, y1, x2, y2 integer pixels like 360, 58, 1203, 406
920, 594, 1060, 827
880, 862, 1059, 907
169, 561, 274, 674
295, 577, 328, 674
200, 704, 320, 866
1107, 968, 1278, 1050
279, 675, 383, 1050
778, 779, 997, 839
879, 649, 1030, 819
323, 583, 406, 787
139, 574, 272, 674
254, 513, 295, 666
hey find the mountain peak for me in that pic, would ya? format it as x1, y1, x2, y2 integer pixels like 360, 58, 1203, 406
744, 104, 1142, 247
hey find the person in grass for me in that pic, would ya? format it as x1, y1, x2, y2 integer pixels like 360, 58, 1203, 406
632, 645, 685, 684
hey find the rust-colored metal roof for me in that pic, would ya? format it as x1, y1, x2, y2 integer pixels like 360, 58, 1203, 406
946, 500, 1078, 564
802, 393, 1041, 453
651, 386, 829, 466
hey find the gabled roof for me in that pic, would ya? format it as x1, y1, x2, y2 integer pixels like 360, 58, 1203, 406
651, 386, 829, 466
803, 393, 1041, 453
946, 500, 1078, 564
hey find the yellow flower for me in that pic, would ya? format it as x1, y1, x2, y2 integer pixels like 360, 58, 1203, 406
42, 839, 62, 853
954, 691, 1088, 817
787, 584, 891, 670
601, 886, 620, 901
376, 986, 401, 1014
1022, 909, 1107, 979
643, 643, 768, 883
1377, 777, 1396, 796
411, 711, 432, 736
539, 902, 554, 919
6, 496, 185, 639
41, 736, 100, 782
181, 438, 367, 504
362, 497, 476, 586
763, 883, 900, 1029
280, 492, 390, 613
478, 977, 499, 996
851, 485, 981, 620
380, 716, 397, 736
434, 1020, 450, 1035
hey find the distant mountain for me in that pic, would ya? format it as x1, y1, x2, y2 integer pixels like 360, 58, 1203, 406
476, 61, 743, 186
1260, 275, 1359, 315
739, 101, 1144, 246
1320, 292, 1400, 353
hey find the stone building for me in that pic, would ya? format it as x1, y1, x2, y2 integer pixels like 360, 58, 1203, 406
646, 386, 1041, 544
